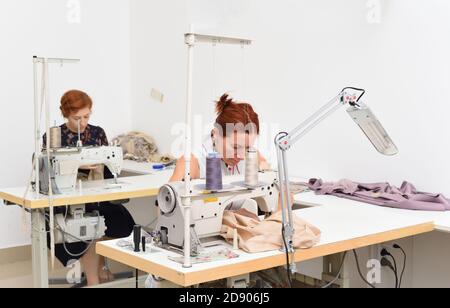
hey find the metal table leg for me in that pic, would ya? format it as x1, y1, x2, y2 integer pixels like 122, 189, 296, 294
31, 209, 49, 288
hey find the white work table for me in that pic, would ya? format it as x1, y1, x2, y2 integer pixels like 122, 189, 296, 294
0, 160, 173, 288
295, 192, 450, 234
1, 159, 448, 288
97, 193, 434, 287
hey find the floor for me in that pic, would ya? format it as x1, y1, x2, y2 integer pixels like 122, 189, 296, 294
0, 258, 138, 288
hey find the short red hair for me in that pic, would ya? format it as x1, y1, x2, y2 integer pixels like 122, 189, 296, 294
215, 94, 260, 137
60, 90, 93, 118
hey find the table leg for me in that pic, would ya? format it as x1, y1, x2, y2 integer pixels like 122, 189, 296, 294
31, 209, 49, 288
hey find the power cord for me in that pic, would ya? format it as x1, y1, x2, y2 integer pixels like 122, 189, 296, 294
352, 250, 376, 288
393, 244, 407, 288
45, 209, 102, 258
341, 87, 366, 102
381, 257, 398, 288
381, 248, 399, 288
322, 252, 348, 288
281, 226, 293, 288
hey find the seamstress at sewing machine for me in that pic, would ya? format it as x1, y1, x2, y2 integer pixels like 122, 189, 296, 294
171, 93, 270, 183
42, 90, 135, 286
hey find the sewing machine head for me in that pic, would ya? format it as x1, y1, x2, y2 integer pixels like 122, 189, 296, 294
154, 171, 279, 255
38, 146, 123, 195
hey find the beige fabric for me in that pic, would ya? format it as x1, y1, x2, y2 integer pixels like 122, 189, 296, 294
221, 209, 321, 253
112, 131, 175, 164
88, 165, 105, 181
75, 165, 105, 182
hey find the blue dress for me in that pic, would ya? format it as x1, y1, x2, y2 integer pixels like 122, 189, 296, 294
43, 124, 135, 266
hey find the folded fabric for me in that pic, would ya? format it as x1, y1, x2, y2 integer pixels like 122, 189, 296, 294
307, 178, 450, 211
112, 131, 175, 164
221, 209, 321, 253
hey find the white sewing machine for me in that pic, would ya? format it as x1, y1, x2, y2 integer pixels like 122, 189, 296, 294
38, 146, 124, 195
154, 171, 279, 255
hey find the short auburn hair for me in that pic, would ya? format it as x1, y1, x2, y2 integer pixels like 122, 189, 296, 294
60, 90, 93, 118
215, 94, 260, 137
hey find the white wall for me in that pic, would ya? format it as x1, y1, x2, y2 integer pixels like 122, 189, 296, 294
130, 0, 450, 197
0, 0, 132, 249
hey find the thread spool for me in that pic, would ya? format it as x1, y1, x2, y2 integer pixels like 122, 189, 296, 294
205, 152, 223, 191
49, 125, 61, 149
245, 149, 259, 187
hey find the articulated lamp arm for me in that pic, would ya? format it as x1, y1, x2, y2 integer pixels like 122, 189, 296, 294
275, 87, 398, 274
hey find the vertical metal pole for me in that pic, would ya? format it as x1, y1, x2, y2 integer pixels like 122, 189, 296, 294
31, 210, 49, 288
43, 59, 56, 269
33, 57, 40, 196
282, 150, 294, 230
183, 33, 195, 268
281, 149, 297, 273
276, 147, 288, 232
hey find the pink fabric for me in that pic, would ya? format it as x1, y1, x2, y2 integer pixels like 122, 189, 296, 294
221, 209, 321, 253
307, 178, 450, 211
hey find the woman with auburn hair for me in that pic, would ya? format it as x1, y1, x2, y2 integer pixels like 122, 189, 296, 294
170, 93, 270, 182
43, 90, 135, 286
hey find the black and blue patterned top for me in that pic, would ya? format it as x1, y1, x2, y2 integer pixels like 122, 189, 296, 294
43, 123, 108, 148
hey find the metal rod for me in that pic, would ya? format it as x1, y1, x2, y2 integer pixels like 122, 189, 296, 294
276, 147, 289, 235
288, 93, 342, 138
33, 57, 80, 64
282, 150, 294, 228
290, 101, 344, 146
182, 33, 195, 269
33, 57, 40, 196
185, 33, 252, 46
43, 59, 56, 269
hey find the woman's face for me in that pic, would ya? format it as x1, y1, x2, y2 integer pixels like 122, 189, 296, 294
67, 107, 92, 133
214, 129, 258, 167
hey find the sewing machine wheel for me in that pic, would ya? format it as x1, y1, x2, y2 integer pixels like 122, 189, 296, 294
158, 185, 177, 215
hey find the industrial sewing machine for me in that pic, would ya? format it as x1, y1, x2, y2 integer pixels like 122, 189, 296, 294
154, 171, 279, 255
37, 146, 124, 195
35, 146, 123, 245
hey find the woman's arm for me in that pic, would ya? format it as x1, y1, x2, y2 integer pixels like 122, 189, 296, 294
169, 155, 201, 182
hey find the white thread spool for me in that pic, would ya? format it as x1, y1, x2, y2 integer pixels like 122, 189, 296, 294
49, 125, 61, 149
245, 149, 259, 187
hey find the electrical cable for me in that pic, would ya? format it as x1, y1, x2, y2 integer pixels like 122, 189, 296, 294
281, 226, 293, 288
341, 87, 366, 102
352, 250, 376, 288
322, 252, 348, 288
45, 209, 102, 258
393, 244, 407, 288
381, 257, 398, 288
381, 248, 399, 288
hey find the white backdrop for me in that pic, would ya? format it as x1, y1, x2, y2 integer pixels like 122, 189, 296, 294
131, 0, 450, 196
0, 0, 132, 249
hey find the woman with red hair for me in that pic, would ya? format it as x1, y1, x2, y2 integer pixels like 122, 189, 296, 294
170, 94, 270, 182
43, 90, 135, 286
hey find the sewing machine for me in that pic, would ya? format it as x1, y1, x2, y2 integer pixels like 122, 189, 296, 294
37, 146, 124, 195
154, 171, 279, 255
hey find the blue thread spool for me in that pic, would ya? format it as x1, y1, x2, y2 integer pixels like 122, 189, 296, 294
205, 152, 223, 191
152, 164, 165, 171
